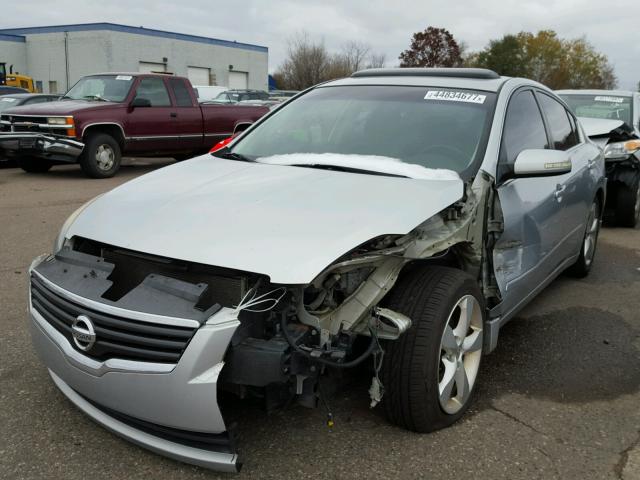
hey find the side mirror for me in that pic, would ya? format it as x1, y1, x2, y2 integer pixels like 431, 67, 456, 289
513, 149, 572, 177
130, 97, 151, 108
233, 122, 252, 136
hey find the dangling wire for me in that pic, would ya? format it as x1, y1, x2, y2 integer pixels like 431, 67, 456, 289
234, 286, 287, 313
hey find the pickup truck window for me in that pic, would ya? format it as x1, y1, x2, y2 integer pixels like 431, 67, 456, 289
134, 78, 171, 107
64, 75, 134, 102
169, 78, 193, 107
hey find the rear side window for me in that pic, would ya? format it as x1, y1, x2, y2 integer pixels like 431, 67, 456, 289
501, 90, 549, 168
538, 93, 579, 150
135, 78, 171, 107
169, 79, 193, 107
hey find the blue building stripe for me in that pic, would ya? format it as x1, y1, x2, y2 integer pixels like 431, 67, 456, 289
0, 33, 26, 43
0, 23, 267, 53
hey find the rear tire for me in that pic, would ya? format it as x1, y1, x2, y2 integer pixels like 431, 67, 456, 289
567, 198, 601, 278
614, 176, 640, 228
380, 266, 485, 432
79, 133, 121, 178
18, 156, 52, 173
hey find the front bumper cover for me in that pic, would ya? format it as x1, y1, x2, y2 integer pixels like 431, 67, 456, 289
0, 132, 84, 161
28, 255, 242, 472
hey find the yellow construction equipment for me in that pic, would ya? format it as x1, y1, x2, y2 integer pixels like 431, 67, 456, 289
0, 63, 36, 92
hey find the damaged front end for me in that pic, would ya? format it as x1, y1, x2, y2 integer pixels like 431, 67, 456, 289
27, 174, 497, 471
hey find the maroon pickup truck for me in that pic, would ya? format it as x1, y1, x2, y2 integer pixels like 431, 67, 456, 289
0, 73, 269, 178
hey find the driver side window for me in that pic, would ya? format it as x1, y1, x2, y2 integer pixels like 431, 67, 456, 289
499, 90, 549, 180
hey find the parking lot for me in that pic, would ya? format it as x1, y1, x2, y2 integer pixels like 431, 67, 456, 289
0, 160, 639, 480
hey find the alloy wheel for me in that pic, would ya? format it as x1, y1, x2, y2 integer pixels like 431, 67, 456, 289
438, 294, 483, 415
583, 202, 600, 266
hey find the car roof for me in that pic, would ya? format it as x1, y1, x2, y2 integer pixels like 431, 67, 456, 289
323, 68, 511, 93
556, 89, 635, 97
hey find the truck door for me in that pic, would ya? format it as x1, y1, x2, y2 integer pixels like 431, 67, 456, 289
167, 77, 203, 152
126, 76, 178, 153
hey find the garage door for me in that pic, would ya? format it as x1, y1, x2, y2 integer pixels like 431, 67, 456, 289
139, 62, 166, 74
228, 71, 248, 90
187, 67, 210, 86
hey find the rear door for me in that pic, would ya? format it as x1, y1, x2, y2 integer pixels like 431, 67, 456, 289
536, 91, 593, 259
125, 76, 177, 153
167, 78, 203, 151
493, 89, 571, 316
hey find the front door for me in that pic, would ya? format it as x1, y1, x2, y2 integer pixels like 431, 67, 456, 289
493, 89, 573, 316
125, 77, 178, 153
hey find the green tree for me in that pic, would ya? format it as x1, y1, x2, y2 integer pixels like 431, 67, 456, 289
399, 27, 462, 68
470, 30, 616, 89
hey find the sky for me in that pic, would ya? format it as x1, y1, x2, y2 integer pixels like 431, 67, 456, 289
3, 0, 639, 90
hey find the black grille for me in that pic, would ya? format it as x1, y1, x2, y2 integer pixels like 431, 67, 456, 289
31, 274, 198, 363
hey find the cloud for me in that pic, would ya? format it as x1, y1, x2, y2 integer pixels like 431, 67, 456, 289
2, 0, 637, 89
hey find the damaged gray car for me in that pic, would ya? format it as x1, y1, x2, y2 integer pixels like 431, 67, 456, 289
557, 90, 640, 227
28, 68, 605, 472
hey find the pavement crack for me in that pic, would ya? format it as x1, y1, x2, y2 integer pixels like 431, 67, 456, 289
490, 404, 549, 438
614, 429, 640, 479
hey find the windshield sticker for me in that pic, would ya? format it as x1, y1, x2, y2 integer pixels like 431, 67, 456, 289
0, 98, 17, 102
424, 90, 486, 104
115, 75, 133, 81
594, 96, 624, 103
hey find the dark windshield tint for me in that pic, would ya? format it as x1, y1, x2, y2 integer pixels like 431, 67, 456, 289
232, 85, 496, 174
560, 94, 632, 126
538, 93, 579, 150
65, 75, 134, 102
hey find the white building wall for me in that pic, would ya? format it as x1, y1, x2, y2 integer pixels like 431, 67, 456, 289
3, 29, 268, 94
0, 37, 27, 77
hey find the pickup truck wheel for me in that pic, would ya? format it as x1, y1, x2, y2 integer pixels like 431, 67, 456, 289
80, 133, 121, 178
18, 156, 52, 173
614, 176, 640, 228
380, 266, 484, 432
567, 198, 601, 278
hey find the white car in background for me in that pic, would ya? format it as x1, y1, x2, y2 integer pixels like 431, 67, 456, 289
193, 85, 228, 102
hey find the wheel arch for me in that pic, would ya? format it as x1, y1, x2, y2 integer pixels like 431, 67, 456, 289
81, 123, 126, 150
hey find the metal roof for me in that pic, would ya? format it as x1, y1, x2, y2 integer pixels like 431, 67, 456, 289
352, 68, 500, 80
0, 22, 267, 53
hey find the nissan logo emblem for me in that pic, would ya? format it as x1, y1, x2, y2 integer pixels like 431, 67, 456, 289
71, 315, 96, 352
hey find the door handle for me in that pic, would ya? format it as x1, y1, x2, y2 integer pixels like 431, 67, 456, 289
587, 159, 596, 170
554, 184, 566, 200
170, 112, 178, 118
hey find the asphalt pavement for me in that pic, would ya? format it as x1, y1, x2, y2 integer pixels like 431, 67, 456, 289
1, 160, 639, 479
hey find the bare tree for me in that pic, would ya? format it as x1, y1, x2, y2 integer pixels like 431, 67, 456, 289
274, 33, 387, 89
276, 32, 331, 90
340, 40, 371, 72
366, 53, 386, 69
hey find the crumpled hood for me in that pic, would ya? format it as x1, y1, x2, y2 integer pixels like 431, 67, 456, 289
66, 155, 464, 284
578, 117, 625, 138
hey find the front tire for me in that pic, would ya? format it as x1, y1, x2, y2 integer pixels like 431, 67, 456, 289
614, 176, 640, 228
18, 156, 52, 173
79, 133, 121, 178
381, 266, 485, 432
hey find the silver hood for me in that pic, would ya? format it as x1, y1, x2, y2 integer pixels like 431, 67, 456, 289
66, 155, 464, 284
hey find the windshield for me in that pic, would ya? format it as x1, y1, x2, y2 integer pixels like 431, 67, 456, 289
64, 75, 134, 102
560, 94, 633, 126
231, 85, 496, 175
0, 97, 20, 113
